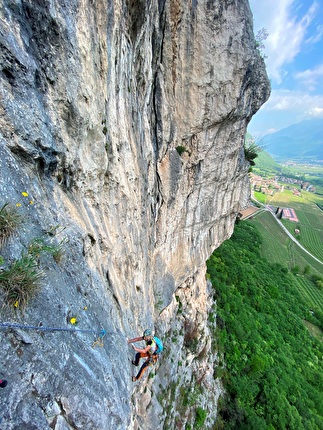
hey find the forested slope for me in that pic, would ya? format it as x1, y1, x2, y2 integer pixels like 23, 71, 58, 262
207, 222, 323, 430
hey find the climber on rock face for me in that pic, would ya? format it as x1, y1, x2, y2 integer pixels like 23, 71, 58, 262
128, 329, 163, 382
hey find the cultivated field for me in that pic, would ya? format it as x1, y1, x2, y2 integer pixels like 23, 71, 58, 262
251, 211, 323, 315
263, 189, 323, 263
293, 275, 323, 310
251, 211, 323, 275
250, 187, 323, 316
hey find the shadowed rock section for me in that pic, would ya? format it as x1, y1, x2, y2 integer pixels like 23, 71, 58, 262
0, 0, 269, 428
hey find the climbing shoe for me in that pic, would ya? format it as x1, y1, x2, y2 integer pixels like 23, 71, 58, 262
132, 376, 137, 382
132, 360, 137, 366
0, 380, 8, 388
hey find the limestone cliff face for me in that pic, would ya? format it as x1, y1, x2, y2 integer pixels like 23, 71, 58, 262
0, 1, 269, 429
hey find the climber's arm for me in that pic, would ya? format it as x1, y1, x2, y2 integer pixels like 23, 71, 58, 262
132, 344, 151, 354
127, 336, 144, 344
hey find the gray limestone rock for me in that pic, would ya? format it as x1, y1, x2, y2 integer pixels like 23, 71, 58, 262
0, 0, 269, 428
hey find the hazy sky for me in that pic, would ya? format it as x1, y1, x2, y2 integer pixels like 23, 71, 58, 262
248, 0, 323, 137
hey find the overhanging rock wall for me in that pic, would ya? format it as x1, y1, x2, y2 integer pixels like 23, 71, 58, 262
0, 0, 269, 428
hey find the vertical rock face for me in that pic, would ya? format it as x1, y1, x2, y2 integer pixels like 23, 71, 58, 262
0, 0, 269, 429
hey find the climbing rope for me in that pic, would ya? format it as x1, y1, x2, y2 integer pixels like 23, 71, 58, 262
0, 322, 106, 347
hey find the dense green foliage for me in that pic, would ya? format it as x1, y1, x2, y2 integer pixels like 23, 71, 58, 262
207, 222, 323, 429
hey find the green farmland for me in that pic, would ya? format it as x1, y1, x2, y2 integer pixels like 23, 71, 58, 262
265, 189, 323, 263
251, 211, 323, 276
280, 164, 323, 195
250, 194, 323, 315
293, 275, 323, 310
252, 151, 323, 194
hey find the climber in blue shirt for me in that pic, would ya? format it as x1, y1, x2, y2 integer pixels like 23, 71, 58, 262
128, 329, 163, 382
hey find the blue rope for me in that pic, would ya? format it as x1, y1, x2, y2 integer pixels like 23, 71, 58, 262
0, 322, 106, 338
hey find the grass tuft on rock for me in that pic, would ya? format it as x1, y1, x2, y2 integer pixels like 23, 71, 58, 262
0, 203, 22, 247
0, 254, 44, 309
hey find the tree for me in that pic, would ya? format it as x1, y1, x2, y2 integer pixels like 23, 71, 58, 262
255, 28, 269, 59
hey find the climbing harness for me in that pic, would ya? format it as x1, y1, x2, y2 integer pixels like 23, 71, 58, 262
0, 322, 106, 347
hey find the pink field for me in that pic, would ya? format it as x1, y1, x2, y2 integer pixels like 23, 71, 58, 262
282, 208, 299, 222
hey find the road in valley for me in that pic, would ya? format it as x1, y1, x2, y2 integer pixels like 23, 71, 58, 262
248, 197, 323, 266
266, 208, 323, 266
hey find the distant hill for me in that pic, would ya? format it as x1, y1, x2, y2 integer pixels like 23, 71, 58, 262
262, 119, 323, 163
253, 150, 280, 176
